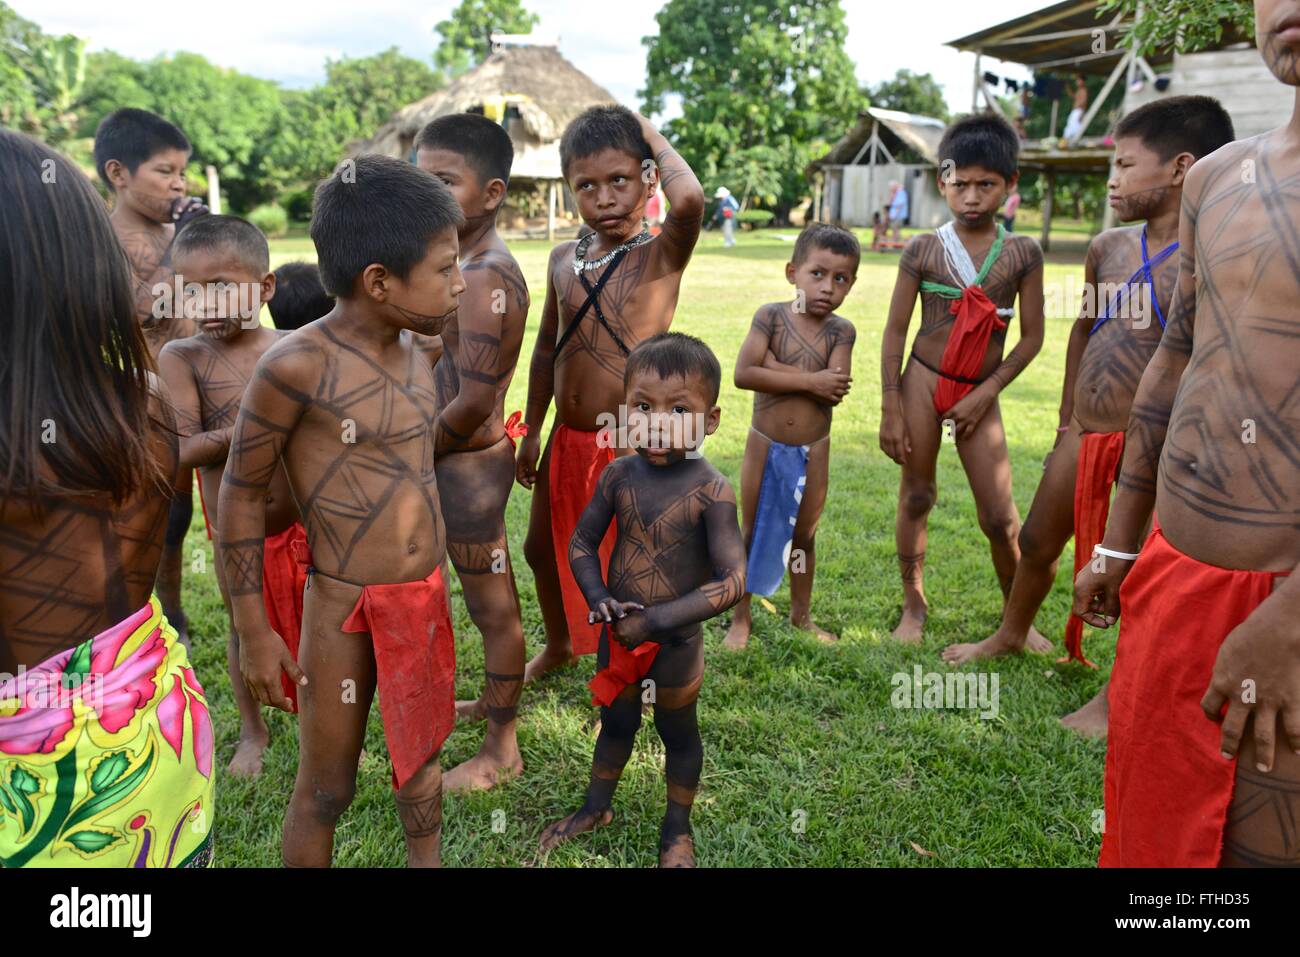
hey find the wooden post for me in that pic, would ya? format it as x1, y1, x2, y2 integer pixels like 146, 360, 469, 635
547, 180, 557, 242
813, 176, 822, 223
866, 120, 878, 228
1040, 169, 1056, 254
1049, 100, 1060, 139
205, 165, 221, 214
973, 52, 982, 112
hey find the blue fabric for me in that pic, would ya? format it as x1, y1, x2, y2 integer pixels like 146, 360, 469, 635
745, 439, 809, 597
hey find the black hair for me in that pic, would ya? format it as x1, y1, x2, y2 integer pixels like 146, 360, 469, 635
938, 113, 1021, 181
171, 214, 270, 275
0, 129, 165, 503
415, 112, 515, 186
625, 332, 722, 405
793, 223, 861, 270
310, 154, 465, 298
1113, 95, 1235, 162
93, 107, 191, 192
268, 261, 335, 330
559, 104, 651, 179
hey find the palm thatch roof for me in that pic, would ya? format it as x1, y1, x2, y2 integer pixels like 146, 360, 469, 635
349, 43, 619, 180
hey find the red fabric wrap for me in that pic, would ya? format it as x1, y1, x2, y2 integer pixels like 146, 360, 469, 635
548, 423, 616, 657
196, 479, 213, 541
1100, 521, 1285, 867
1063, 431, 1125, 666
262, 521, 309, 709
504, 410, 529, 450
589, 626, 660, 707
932, 286, 1007, 416
340, 567, 457, 792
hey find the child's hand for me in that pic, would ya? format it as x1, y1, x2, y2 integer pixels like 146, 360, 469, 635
879, 411, 911, 465
1071, 553, 1135, 629
611, 609, 653, 649
515, 433, 541, 489
941, 384, 996, 440
588, 598, 646, 625
170, 197, 209, 232
808, 367, 851, 405
239, 626, 306, 714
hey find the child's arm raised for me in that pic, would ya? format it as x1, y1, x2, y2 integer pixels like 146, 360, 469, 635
612, 480, 746, 650
157, 344, 232, 469
217, 339, 317, 711
879, 239, 924, 464
1073, 180, 1201, 627
516, 247, 563, 488
636, 113, 705, 269
569, 470, 641, 621
433, 266, 509, 456
943, 240, 1046, 440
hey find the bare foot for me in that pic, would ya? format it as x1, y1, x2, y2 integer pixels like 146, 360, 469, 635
892, 606, 927, 644
443, 750, 524, 794
538, 807, 613, 852
226, 730, 268, 778
722, 616, 751, 651
792, 616, 837, 644
659, 834, 695, 867
942, 625, 1050, 665
525, 644, 577, 683
1060, 686, 1109, 738
456, 698, 487, 722
1025, 626, 1053, 654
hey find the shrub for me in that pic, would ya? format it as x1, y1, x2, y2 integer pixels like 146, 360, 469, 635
282, 188, 315, 222
738, 209, 775, 228
247, 203, 289, 238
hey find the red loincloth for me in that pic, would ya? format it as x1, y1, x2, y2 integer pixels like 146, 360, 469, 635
1100, 520, 1287, 867
589, 626, 660, 707
549, 423, 616, 656
1063, 431, 1125, 666
932, 287, 1007, 416
262, 521, 309, 709
337, 566, 457, 791
504, 410, 529, 450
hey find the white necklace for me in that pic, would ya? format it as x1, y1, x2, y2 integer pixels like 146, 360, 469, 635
573, 229, 651, 275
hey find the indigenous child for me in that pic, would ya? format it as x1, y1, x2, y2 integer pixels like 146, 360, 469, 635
1073, 0, 1300, 867
268, 261, 334, 330
0, 131, 213, 868
217, 155, 465, 867
158, 215, 308, 778
95, 107, 210, 647
539, 334, 745, 867
415, 113, 530, 792
878, 113, 1046, 643
723, 224, 858, 650
515, 106, 705, 681
942, 98, 1236, 739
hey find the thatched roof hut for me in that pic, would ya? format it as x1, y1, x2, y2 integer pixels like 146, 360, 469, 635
350, 40, 619, 182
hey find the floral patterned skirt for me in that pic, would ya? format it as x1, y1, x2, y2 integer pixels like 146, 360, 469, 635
0, 596, 215, 867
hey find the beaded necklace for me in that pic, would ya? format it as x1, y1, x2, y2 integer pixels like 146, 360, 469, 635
572, 228, 651, 275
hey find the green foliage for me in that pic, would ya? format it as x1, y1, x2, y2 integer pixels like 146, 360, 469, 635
281, 187, 316, 222
868, 69, 949, 122
323, 47, 442, 134
0, 2, 87, 142
434, 0, 539, 76
1101, 0, 1255, 56
737, 208, 775, 226
246, 203, 289, 238
716, 144, 784, 211
642, 0, 861, 221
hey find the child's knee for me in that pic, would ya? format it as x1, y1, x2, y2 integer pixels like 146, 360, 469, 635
299, 776, 356, 823
652, 701, 700, 751
901, 484, 937, 520
978, 509, 1018, 544
1017, 522, 1059, 565
522, 528, 550, 570
791, 526, 818, 554
600, 696, 643, 740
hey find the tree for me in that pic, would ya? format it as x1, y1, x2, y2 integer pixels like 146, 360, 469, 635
0, 2, 39, 129
869, 69, 949, 122
1101, 0, 1254, 56
641, 0, 861, 220
434, 0, 539, 76
323, 47, 442, 134
0, 3, 88, 143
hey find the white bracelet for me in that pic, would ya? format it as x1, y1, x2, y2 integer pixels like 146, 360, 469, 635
1093, 545, 1141, 562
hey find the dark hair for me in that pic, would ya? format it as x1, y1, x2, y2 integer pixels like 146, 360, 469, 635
93, 108, 191, 192
269, 262, 335, 330
793, 223, 861, 269
0, 129, 165, 504
938, 113, 1021, 181
625, 332, 722, 404
310, 154, 465, 297
559, 105, 651, 179
171, 214, 270, 275
1113, 95, 1235, 162
415, 112, 515, 187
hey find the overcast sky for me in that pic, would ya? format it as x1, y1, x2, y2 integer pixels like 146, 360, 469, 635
20, 0, 1046, 118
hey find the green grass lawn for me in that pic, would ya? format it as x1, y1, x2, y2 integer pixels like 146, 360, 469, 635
194, 230, 1110, 867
